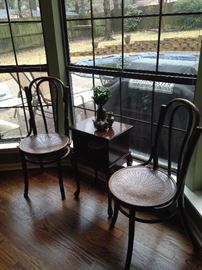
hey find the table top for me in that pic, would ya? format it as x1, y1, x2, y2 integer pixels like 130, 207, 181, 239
71, 117, 134, 141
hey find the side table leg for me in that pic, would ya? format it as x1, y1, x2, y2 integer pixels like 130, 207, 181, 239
127, 152, 133, 166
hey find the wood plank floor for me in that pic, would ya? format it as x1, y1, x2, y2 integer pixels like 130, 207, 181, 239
0, 168, 201, 270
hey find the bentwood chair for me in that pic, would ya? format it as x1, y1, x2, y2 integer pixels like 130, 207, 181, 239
108, 98, 202, 269
19, 76, 70, 200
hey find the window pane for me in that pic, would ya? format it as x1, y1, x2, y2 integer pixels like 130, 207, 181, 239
106, 76, 152, 121
153, 82, 195, 123
0, 71, 51, 141
0, 23, 16, 65
0, 0, 8, 22
124, 17, 159, 70
94, 18, 122, 68
0, 108, 22, 139
128, 119, 151, 160
67, 21, 93, 64
11, 22, 46, 65
65, 0, 90, 19
104, 76, 121, 116
160, 15, 201, 74
163, 0, 202, 14
70, 72, 95, 122
0, 2, 47, 142
7, 0, 41, 21
124, 0, 160, 16
0, 73, 27, 139
93, 0, 122, 18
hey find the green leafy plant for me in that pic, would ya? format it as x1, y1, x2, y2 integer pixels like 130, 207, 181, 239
92, 85, 112, 106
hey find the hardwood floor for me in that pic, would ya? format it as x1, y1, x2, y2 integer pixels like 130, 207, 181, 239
0, 168, 201, 270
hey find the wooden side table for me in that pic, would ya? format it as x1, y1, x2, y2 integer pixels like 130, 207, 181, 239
71, 116, 134, 217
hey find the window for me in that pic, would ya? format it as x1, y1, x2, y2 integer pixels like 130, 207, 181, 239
0, 0, 47, 142
62, 0, 202, 159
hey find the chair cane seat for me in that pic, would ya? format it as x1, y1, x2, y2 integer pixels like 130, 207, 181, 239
19, 133, 70, 155
109, 166, 177, 208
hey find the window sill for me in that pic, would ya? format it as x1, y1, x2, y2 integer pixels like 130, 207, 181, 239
0, 142, 19, 151
185, 186, 202, 217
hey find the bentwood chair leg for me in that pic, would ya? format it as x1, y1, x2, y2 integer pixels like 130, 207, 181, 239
107, 170, 113, 218
20, 152, 29, 198
39, 157, 44, 172
108, 194, 113, 218
57, 160, 65, 200
110, 202, 119, 228
73, 157, 80, 199
125, 210, 135, 270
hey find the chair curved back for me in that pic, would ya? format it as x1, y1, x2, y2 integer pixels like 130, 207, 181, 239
25, 76, 69, 136
151, 98, 201, 201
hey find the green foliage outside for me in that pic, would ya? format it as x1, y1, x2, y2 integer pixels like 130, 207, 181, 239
124, 5, 142, 32
94, 21, 105, 37
173, 0, 202, 30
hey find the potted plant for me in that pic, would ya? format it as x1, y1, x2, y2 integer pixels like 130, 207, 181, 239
92, 85, 112, 130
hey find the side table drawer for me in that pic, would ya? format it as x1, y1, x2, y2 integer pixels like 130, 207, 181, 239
73, 131, 108, 170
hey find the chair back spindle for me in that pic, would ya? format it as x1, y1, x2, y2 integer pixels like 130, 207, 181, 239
24, 76, 69, 136
151, 98, 200, 196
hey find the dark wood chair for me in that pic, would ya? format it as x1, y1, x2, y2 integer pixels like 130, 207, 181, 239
108, 98, 202, 269
19, 76, 70, 200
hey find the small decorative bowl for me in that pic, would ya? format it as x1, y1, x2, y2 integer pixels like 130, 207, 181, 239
106, 112, 114, 128
93, 120, 108, 131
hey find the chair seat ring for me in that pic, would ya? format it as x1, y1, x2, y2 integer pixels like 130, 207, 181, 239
109, 166, 177, 208
19, 133, 70, 155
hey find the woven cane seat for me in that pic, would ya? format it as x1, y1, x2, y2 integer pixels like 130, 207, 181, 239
109, 166, 177, 208
19, 133, 70, 155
